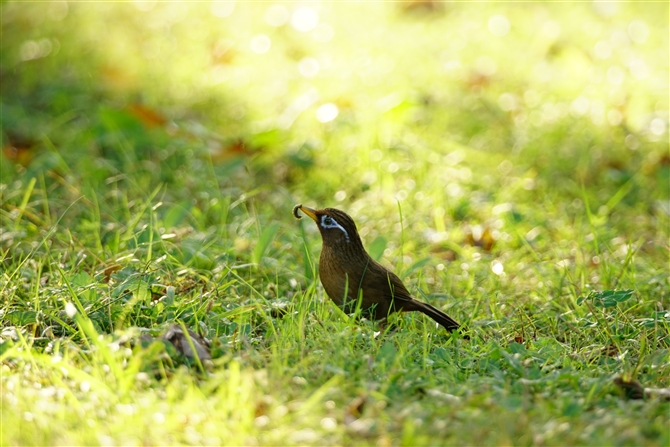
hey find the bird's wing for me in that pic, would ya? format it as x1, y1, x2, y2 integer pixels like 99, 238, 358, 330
362, 259, 416, 305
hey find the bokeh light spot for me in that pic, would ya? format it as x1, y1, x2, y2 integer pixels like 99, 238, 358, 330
153, 413, 165, 424
443, 60, 463, 78
250, 35, 271, 54
606, 66, 625, 85
628, 20, 649, 43
134, 0, 156, 12
265, 5, 289, 27
610, 30, 629, 47
498, 93, 518, 111
625, 135, 640, 150
542, 20, 561, 38
650, 118, 666, 136
211, 1, 235, 18
298, 57, 320, 78
497, 160, 513, 175
570, 96, 589, 116
370, 150, 382, 162
491, 260, 504, 276
594, 2, 618, 16
255, 415, 270, 427
607, 109, 622, 126
589, 100, 606, 125
291, 7, 319, 33
594, 40, 611, 59
20, 40, 40, 61
320, 417, 337, 431
187, 19, 210, 41
628, 59, 649, 80
49, 1, 69, 20
313, 24, 334, 43
475, 56, 497, 76
20, 39, 52, 61
65, 302, 77, 318
488, 15, 510, 37
316, 103, 338, 123
524, 90, 540, 108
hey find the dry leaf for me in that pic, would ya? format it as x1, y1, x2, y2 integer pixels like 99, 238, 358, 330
401, 0, 443, 13
209, 139, 254, 164
602, 344, 619, 358
102, 263, 122, 283
3, 133, 38, 166
464, 226, 496, 251
127, 104, 166, 128
344, 395, 367, 425
614, 376, 670, 401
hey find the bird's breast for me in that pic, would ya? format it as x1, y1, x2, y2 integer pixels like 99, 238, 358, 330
318, 247, 364, 305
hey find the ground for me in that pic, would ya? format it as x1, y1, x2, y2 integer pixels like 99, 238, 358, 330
1, 2, 669, 445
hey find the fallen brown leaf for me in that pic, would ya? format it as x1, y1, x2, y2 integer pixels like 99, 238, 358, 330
613, 376, 670, 401
127, 104, 166, 128
344, 395, 367, 426
464, 226, 496, 251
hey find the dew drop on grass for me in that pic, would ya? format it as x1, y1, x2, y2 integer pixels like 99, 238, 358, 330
64, 302, 77, 317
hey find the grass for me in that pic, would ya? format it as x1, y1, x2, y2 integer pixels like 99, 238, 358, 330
1, 1, 669, 445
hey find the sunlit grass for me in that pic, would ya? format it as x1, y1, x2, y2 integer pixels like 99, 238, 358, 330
1, 1, 669, 446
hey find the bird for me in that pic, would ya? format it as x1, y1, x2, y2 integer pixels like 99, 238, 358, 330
294, 204, 465, 335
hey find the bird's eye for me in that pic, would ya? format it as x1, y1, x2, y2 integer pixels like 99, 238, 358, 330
319, 214, 350, 242
321, 215, 340, 229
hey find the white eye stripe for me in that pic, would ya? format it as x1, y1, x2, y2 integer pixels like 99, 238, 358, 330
320, 215, 350, 242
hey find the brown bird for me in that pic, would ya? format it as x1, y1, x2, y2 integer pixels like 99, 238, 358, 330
294, 204, 464, 334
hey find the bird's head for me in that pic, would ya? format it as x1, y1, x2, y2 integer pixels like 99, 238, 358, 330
294, 205, 362, 247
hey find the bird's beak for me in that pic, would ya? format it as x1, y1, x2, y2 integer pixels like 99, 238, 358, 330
296, 205, 318, 222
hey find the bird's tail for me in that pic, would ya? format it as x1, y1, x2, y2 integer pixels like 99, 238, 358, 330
414, 301, 463, 333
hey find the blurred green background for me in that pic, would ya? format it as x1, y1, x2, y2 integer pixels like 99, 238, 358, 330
2, 1, 667, 292
3, 1, 667, 208
1, 2, 669, 445
1, 1, 670, 340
